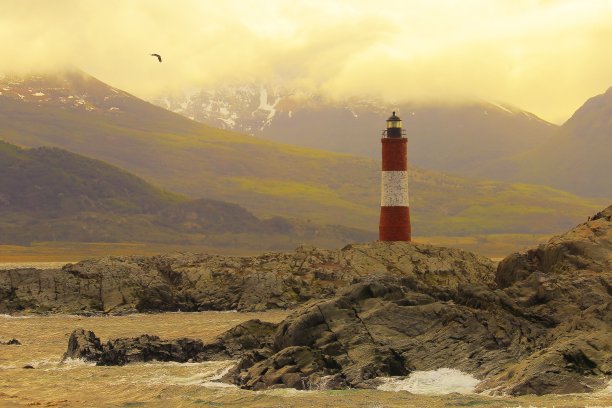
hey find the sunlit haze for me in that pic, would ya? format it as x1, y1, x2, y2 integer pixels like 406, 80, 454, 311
1, 0, 611, 123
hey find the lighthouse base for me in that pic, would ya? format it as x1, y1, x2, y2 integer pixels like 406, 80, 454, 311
379, 206, 411, 241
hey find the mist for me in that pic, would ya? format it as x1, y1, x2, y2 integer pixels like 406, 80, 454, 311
1, 0, 610, 123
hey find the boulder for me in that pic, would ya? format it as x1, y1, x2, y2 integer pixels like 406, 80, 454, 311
0, 338, 21, 345
64, 329, 103, 361
238, 346, 345, 390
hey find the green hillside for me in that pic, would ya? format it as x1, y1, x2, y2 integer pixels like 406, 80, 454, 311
0, 140, 183, 215
0, 70, 606, 237
0, 141, 371, 248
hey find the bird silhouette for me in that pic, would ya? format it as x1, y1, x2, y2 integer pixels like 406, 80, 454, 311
150, 53, 162, 63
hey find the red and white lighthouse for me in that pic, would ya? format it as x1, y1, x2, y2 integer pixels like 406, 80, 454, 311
379, 112, 411, 241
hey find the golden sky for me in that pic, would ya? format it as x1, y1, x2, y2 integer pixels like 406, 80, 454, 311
1, 0, 611, 123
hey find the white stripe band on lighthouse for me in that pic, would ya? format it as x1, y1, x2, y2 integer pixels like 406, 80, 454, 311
381, 171, 410, 206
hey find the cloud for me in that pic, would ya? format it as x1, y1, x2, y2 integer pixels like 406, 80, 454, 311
0, 0, 610, 122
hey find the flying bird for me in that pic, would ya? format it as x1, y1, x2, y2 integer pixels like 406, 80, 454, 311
150, 53, 162, 63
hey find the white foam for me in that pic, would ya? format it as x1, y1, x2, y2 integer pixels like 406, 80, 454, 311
0, 314, 32, 319
26, 358, 62, 370
208, 362, 234, 381
55, 358, 96, 370
593, 378, 612, 395
377, 368, 480, 394
134, 361, 238, 388
0, 364, 17, 370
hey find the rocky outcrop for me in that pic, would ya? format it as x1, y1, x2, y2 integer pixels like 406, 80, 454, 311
0, 338, 21, 345
479, 204, 612, 395
232, 280, 543, 391
63, 319, 276, 365
496, 205, 612, 289
61, 205, 612, 395
0, 241, 494, 314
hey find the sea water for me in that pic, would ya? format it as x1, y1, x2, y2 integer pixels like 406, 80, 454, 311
1, 312, 610, 407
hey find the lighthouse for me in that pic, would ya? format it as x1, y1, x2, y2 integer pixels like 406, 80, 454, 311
379, 112, 411, 241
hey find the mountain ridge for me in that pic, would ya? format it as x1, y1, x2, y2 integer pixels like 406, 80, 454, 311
474, 86, 612, 197
0, 140, 371, 248
152, 84, 558, 175
0, 69, 606, 238
152, 82, 612, 198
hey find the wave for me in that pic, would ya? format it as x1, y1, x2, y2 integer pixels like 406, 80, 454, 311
592, 379, 612, 395
55, 358, 96, 370
377, 368, 480, 394
131, 360, 238, 388
0, 314, 33, 319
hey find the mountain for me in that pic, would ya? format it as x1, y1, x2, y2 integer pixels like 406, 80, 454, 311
475, 87, 612, 197
0, 70, 605, 238
152, 84, 558, 175
0, 70, 378, 230
0, 140, 370, 248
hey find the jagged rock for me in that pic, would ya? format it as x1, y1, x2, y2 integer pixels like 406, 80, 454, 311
51, 204, 612, 395
483, 331, 611, 395
63, 330, 208, 365
63, 319, 277, 366
496, 204, 612, 288
211, 319, 277, 357
238, 346, 346, 390
0, 338, 21, 345
64, 329, 103, 361
0, 241, 495, 314
232, 280, 534, 390
230, 206, 612, 394
482, 204, 612, 394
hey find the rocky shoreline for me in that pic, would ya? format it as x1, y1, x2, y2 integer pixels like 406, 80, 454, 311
4, 205, 612, 395
0, 241, 494, 314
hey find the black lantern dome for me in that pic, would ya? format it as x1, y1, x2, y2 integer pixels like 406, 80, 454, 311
386, 111, 402, 138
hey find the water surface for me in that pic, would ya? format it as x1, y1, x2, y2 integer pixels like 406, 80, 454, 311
1, 312, 610, 407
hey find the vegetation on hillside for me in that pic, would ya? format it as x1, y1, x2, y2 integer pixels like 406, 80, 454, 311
0, 71, 606, 239
0, 141, 373, 248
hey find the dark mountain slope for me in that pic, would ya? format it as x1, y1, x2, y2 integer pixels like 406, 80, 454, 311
154, 86, 557, 175
476, 87, 612, 197
0, 141, 370, 247
0, 70, 605, 236
0, 140, 180, 215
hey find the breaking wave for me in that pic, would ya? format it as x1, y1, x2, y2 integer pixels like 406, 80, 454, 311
377, 368, 480, 394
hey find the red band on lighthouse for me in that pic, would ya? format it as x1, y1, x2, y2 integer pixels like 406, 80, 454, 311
380, 207, 411, 241
379, 113, 411, 242
381, 138, 407, 171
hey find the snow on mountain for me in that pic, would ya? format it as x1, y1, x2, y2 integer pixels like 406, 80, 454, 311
0, 70, 131, 113
152, 83, 295, 134
150, 83, 558, 176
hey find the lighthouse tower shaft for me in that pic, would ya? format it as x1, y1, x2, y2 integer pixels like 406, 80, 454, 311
379, 113, 411, 241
